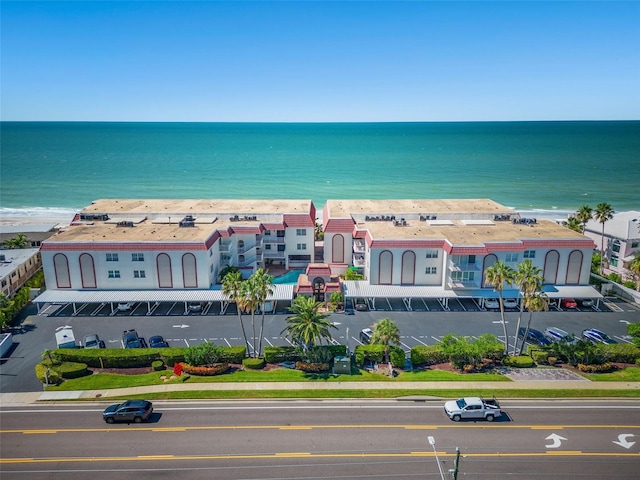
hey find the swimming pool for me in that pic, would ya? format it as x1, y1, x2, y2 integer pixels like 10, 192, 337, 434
272, 269, 304, 284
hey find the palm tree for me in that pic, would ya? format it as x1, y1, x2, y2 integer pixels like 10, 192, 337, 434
221, 270, 250, 356
485, 260, 515, 355
371, 318, 401, 364
575, 205, 593, 233
281, 296, 337, 350
562, 216, 582, 233
3, 233, 28, 249
519, 292, 549, 354
251, 268, 274, 358
513, 260, 543, 355
594, 202, 614, 275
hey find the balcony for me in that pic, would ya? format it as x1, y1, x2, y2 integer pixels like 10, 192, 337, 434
352, 254, 365, 267
261, 236, 286, 246
447, 279, 481, 289
353, 241, 365, 253
218, 241, 232, 253
448, 260, 481, 272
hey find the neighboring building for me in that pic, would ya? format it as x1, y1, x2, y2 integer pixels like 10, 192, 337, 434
40, 199, 315, 294
0, 224, 59, 248
583, 211, 640, 279
0, 248, 42, 298
323, 199, 598, 309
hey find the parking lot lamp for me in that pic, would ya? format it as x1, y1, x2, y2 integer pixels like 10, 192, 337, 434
428, 436, 446, 480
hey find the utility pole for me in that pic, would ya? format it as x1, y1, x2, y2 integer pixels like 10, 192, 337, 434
451, 447, 460, 480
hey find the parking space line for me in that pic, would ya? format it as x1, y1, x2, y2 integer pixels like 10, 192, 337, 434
411, 336, 429, 346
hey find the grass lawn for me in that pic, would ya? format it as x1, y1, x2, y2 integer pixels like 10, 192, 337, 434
46, 367, 507, 391
582, 366, 640, 382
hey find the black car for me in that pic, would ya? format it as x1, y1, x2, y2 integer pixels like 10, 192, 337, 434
518, 327, 551, 346
149, 335, 169, 348
103, 400, 153, 424
122, 329, 147, 348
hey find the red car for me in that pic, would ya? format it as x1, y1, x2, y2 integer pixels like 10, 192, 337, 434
561, 298, 578, 309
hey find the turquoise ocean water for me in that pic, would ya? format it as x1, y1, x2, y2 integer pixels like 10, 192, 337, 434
1, 121, 638, 221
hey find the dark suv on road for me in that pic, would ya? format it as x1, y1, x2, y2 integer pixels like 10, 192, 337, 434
103, 400, 153, 424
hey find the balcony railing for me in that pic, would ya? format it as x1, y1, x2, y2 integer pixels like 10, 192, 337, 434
352, 255, 365, 267
448, 260, 481, 272
353, 241, 365, 253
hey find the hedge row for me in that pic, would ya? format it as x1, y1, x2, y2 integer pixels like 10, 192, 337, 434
54, 345, 246, 368
35, 361, 88, 384
410, 345, 448, 366
263, 345, 347, 363
354, 345, 405, 368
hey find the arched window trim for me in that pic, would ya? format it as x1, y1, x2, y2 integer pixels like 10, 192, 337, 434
156, 253, 173, 288
378, 250, 393, 285
543, 250, 560, 285
79, 253, 97, 289
565, 250, 584, 285
401, 250, 416, 285
53, 253, 71, 289
332, 234, 345, 264
182, 253, 198, 288
481, 254, 498, 288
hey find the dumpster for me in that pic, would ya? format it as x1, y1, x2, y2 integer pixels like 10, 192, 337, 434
333, 356, 352, 375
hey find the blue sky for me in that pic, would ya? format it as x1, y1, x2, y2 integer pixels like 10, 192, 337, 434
1, 1, 639, 122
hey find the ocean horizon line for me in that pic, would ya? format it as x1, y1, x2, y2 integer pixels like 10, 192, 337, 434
2, 119, 639, 125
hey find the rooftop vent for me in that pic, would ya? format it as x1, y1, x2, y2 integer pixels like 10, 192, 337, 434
512, 217, 537, 225
116, 221, 134, 227
179, 216, 195, 227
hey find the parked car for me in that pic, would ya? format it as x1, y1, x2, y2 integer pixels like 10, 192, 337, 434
582, 328, 617, 344
83, 334, 105, 349
359, 328, 373, 344
484, 298, 499, 309
561, 298, 578, 309
444, 397, 502, 422
544, 327, 578, 344
518, 327, 551, 347
578, 298, 594, 308
503, 298, 518, 309
148, 335, 169, 348
103, 400, 153, 424
117, 302, 133, 311
355, 299, 368, 311
188, 302, 202, 312
122, 329, 147, 348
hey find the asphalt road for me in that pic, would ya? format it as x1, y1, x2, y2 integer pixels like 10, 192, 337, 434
1, 400, 639, 479
1, 297, 639, 393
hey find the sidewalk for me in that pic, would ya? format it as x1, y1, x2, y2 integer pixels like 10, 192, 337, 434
2, 378, 639, 406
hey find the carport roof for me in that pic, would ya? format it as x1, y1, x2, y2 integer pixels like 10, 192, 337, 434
541, 285, 603, 299
33, 285, 295, 305
343, 281, 602, 300
343, 281, 458, 298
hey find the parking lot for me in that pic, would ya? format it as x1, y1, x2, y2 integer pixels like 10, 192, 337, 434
1, 296, 639, 392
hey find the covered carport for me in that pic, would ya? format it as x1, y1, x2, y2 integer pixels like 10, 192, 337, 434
32, 285, 295, 317
343, 281, 458, 311
541, 285, 604, 310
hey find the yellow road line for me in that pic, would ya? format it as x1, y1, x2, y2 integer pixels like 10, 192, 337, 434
2, 451, 639, 465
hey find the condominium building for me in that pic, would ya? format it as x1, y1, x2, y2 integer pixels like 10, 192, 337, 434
323, 199, 598, 309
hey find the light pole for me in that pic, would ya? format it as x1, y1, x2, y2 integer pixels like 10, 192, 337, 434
428, 436, 446, 480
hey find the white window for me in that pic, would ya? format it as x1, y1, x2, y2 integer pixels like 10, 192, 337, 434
296, 229, 306, 236
425, 250, 439, 258
524, 250, 535, 259
106, 253, 119, 262
505, 253, 518, 262
425, 266, 437, 274
108, 270, 121, 278
133, 270, 146, 278
132, 253, 145, 262
297, 243, 307, 250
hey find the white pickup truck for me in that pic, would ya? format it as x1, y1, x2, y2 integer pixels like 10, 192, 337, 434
444, 397, 502, 422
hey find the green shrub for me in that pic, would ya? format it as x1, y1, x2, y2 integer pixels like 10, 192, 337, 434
35, 363, 61, 384
151, 360, 165, 371
264, 346, 299, 363
219, 345, 247, 363
54, 348, 160, 368
389, 346, 405, 368
52, 361, 89, 379
578, 362, 614, 373
411, 345, 447, 366
242, 357, 265, 370
160, 350, 185, 367
354, 345, 385, 365
503, 355, 534, 368
603, 343, 640, 363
